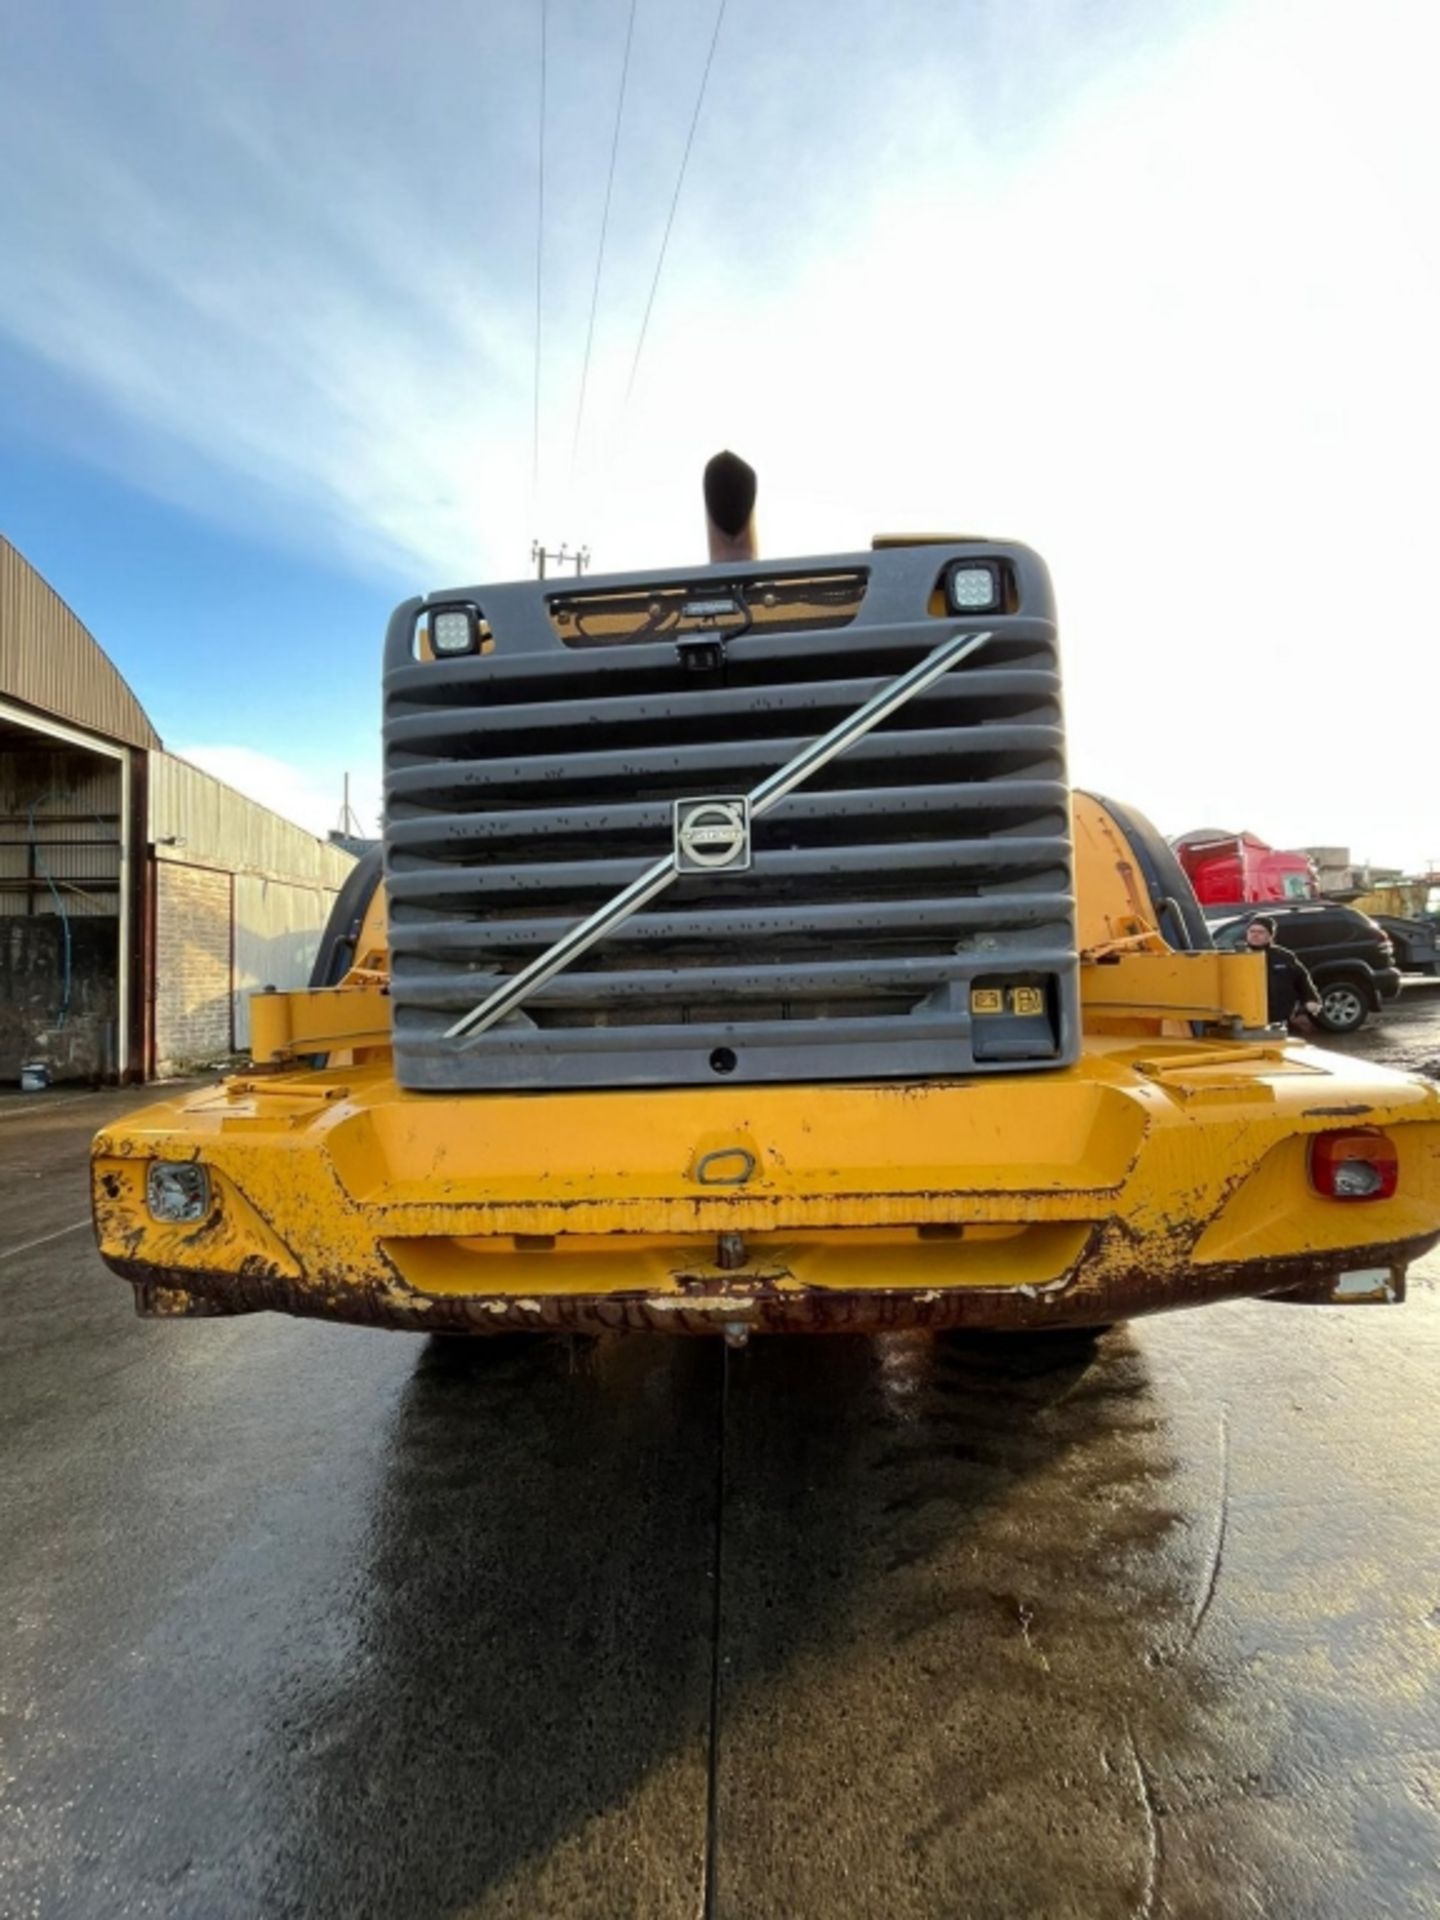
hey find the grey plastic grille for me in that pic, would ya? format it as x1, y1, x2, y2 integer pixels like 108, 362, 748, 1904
384, 543, 1079, 1090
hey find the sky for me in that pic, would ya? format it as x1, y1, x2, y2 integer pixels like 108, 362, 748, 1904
0, 0, 1436, 865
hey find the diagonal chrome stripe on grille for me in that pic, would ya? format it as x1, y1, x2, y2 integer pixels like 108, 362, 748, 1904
444, 628, 994, 1044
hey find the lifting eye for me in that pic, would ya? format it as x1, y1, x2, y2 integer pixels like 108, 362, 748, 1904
695, 1146, 755, 1185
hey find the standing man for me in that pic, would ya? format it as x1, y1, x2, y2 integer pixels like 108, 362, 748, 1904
1245, 914, 1323, 1030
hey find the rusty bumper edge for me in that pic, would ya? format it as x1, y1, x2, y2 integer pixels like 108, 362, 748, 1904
105, 1231, 1437, 1335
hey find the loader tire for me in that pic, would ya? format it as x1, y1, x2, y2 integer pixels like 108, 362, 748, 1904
310, 846, 383, 988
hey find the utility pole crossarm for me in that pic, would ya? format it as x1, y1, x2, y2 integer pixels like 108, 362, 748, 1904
532, 541, 590, 578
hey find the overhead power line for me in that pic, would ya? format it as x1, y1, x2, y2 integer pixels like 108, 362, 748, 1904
532, 0, 549, 497
623, 0, 728, 410
571, 0, 639, 477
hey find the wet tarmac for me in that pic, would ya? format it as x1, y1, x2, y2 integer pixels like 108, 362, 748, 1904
3, 989, 1439, 1918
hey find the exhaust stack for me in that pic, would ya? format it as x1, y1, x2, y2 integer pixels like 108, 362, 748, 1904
703, 450, 758, 563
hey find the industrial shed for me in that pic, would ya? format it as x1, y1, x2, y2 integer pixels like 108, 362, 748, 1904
1, 537, 355, 1083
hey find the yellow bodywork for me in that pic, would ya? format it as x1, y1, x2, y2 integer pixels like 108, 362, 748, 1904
91, 796, 1440, 1335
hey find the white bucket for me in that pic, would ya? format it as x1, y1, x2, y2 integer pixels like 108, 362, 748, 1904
20, 1062, 50, 1093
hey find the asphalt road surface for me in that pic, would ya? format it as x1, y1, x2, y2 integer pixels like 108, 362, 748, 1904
3, 990, 1439, 1919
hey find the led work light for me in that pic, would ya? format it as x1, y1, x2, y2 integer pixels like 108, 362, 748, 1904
947, 562, 1003, 613
428, 604, 483, 657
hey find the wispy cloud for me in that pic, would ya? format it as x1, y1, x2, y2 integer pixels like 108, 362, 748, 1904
0, 0, 1206, 580
3, 0, 1437, 863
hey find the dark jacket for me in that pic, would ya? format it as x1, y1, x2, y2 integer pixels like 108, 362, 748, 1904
1259, 942, 1319, 1023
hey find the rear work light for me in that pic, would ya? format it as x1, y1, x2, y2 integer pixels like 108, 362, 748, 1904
1309, 1129, 1398, 1201
427, 604, 485, 657
946, 561, 1003, 613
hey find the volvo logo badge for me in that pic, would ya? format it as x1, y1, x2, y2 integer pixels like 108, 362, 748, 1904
674, 796, 752, 873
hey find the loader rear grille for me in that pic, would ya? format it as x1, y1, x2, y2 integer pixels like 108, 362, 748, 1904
384, 545, 1079, 1090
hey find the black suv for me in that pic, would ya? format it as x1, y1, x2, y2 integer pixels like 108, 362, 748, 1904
1373, 914, 1439, 976
1205, 902, 1402, 1033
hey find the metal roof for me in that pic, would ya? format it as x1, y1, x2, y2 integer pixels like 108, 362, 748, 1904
0, 538, 160, 751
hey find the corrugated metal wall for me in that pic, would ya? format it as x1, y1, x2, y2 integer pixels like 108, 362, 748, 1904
0, 540, 159, 750
0, 750, 122, 918
149, 753, 355, 1068
149, 752, 356, 890
232, 874, 336, 1047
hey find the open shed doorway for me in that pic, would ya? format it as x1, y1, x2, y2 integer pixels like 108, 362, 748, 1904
0, 700, 136, 1085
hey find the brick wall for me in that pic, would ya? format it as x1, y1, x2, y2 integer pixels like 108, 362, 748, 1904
154, 862, 231, 1074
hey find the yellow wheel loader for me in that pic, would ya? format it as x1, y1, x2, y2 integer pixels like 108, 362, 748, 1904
92, 456, 1440, 1340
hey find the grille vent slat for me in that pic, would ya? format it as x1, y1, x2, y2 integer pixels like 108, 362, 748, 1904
388, 724, 1065, 811
384, 544, 1079, 1090
385, 778, 1070, 852
386, 839, 1070, 905
386, 667, 1059, 756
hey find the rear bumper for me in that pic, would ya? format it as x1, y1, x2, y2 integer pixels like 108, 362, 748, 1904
92, 1042, 1440, 1336
107, 1228, 1436, 1336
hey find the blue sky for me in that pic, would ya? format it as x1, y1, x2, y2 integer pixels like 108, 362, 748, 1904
1, 0, 1436, 863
